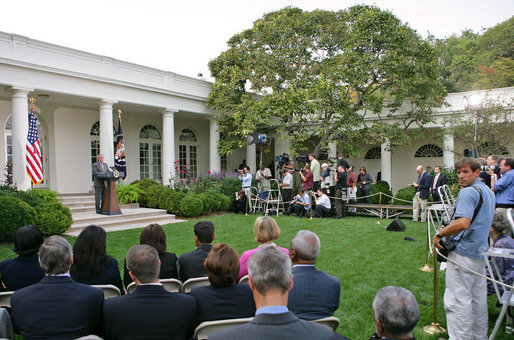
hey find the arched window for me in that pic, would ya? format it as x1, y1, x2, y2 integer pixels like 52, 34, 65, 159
364, 147, 381, 160
179, 128, 198, 178
139, 125, 161, 181
415, 144, 443, 158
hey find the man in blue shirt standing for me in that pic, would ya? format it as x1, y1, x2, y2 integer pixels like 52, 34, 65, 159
432, 158, 495, 339
239, 165, 252, 210
492, 158, 514, 208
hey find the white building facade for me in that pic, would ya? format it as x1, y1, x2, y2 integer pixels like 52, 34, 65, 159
0, 32, 512, 194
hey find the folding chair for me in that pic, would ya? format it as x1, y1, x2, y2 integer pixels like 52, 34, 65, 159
310, 316, 340, 332
183, 277, 210, 294
194, 317, 253, 340
92, 285, 121, 299
0, 292, 13, 308
126, 282, 137, 294
238, 275, 249, 285
481, 245, 514, 340
160, 278, 183, 293
248, 187, 261, 213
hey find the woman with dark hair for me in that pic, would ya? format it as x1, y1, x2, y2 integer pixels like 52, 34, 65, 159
123, 223, 178, 287
190, 243, 255, 324
0, 225, 44, 291
70, 225, 123, 293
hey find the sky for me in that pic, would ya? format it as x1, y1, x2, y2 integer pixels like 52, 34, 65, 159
1, 0, 512, 80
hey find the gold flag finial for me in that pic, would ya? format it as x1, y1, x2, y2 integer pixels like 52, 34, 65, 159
118, 109, 122, 117
29, 97, 36, 104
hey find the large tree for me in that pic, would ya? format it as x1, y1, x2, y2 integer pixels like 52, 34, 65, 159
208, 6, 446, 157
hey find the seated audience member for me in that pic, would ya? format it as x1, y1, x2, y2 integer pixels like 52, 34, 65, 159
190, 243, 256, 324
370, 286, 419, 340
210, 247, 342, 340
103, 245, 196, 340
0, 225, 44, 291
286, 189, 311, 218
70, 225, 124, 293
124, 223, 178, 288
314, 189, 332, 218
487, 208, 514, 295
11, 236, 103, 339
239, 216, 290, 280
231, 190, 248, 214
288, 230, 340, 320
179, 221, 215, 282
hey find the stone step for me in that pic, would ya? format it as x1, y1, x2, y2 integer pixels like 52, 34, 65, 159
59, 196, 95, 204
64, 201, 96, 208
71, 208, 167, 225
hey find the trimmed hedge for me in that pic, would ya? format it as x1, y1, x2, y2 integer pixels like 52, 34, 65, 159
160, 190, 186, 215
145, 185, 167, 209
394, 186, 416, 206
179, 195, 203, 217
36, 203, 72, 236
0, 196, 36, 242
131, 178, 160, 207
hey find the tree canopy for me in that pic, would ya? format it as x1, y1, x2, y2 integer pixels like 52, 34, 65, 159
208, 6, 446, 156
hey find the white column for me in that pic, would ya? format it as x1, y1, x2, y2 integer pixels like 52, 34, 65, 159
209, 117, 221, 173
328, 142, 337, 163
11, 87, 33, 190
443, 132, 455, 169
246, 143, 256, 173
162, 108, 177, 186
381, 140, 392, 185
99, 100, 116, 167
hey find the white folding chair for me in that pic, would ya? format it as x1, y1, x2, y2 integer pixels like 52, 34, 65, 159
481, 246, 514, 340
310, 316, 340, 332
183, 277, 210, 294
263, 179, 284, 216
0, 292, 14, 308
92, 285, 121, 299
126, 282, 137, 294
248, 187, 261, 213
238, 275, 249, 285
160, 278, 183, 293
194, 317, 253, 340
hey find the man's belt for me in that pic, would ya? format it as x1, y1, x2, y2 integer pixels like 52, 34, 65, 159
496, 203, 514, 208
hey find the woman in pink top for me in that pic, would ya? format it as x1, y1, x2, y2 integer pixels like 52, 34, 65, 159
238, 216, 290, 280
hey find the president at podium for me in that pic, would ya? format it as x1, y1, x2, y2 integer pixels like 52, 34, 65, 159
92, 154, 111, 214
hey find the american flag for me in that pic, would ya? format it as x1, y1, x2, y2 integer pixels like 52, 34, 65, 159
115, 116, 126, 179
26, 108, 44, 185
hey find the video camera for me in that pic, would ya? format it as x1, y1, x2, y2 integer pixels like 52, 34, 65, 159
295, 155, 309, 165
275, 153, 289, 167
481, 165, 495, 171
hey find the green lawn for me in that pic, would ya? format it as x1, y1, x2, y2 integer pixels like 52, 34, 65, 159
0, 214, 509, 339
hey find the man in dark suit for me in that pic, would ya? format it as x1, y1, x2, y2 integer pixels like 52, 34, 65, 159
92, 153, 110, 213
103, 245, 196, 340
178, 221, 215, 282
431, 165, 448, 202
412, 165, 431, 222
370, 286, 419, 340
11, 236, 103, 339
209, 247, 343, 340
288, 230, 340, 320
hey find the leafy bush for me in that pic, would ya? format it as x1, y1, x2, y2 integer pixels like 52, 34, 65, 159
160, 190, 186, 214
0, 196, 36, 241
220, 177, 242, 197
375, 180, 390, 191
0, 185, 15, 197
131, 178, 160, 207
179, 194, 203, 217
219, 194, 231, 211
197, 193, 215, 214
394, 186, 416, 206
116, 184, 142, 204
18, 189, 59, 207
206, 190, 222, 211
35, 203, 72, 236
145, 185, 167, 209
369, 184, 392, 204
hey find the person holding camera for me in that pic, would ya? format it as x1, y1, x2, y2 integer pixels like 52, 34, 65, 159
299, 164, 313, 192
314, 189, 331, 218
334, 165, 347, 219
320, 163, 335, 196
358, 167, 373, 204
308, 154, 321, 191
432, 158, 495, 339
492, 158, 514, 208
286, 189, 311, 218
279, 169, 293, 212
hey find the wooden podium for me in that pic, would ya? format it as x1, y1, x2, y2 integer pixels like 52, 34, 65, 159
97, 171, 124, 215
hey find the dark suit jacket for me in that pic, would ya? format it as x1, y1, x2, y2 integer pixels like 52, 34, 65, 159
431, 173, 448, 198
0, 254, 44, 291
92, 161, 108, 187
209, 311, 337, 340
11, 275, 103, 340
178, 244, 212, 282
123, 252, 179, 288
71, 257, 124, 294
288, 265, 341, 320
103, 284, 196, 340
416, 172, 431, 199
190, 283, 256, 324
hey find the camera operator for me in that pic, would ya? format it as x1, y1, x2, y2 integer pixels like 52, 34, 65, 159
334, 165, 347, 219
336, 154, 349, 170
492, 158, 514, 208
308, 154, 321, 191
314, 189, 331, 218
347, 165, 358, 215
299, 164, 313, 193
231, 190, 248, 214
281, 153, 294, 173
432, 158, 495, 339
320, 163, 335, 196
286, 189, 311, 218
278, 169, 293, 212
358, 167, 373, 204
